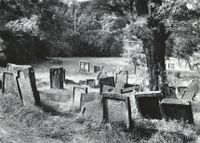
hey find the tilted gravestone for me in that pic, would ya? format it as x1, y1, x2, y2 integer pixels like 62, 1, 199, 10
80, 92, 101, 110
2, 72, 18, 94
99, 76, 115, 94
50, 67, 65, 89
135, 91, 164, 120
79, 60, 90, 72
160, 98, 194, 124
86, 79, 96, 88
181, 79, 200, 101
72, 86, 88, 110
94, 65, 103, 73
16, 66, 41, 106
102, 93, 133, 129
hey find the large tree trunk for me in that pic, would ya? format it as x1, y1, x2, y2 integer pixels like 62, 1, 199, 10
135, 0, 149, 15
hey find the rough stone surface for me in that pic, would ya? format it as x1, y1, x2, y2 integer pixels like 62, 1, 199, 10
2, 72, 18, 94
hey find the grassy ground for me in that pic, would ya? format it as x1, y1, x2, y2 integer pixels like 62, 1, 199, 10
0, 57, 200, 143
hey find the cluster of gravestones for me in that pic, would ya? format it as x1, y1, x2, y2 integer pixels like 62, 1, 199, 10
2, 63, 41, 106
1, 61, 199, 131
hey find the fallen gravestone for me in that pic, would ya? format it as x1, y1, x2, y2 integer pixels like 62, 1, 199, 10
135, 91, 164, 120
99, 76, 115, 94
79, 60, 90, 72
16, 66, 41, 106
160, 98, 194, 124
94, 65, 103, 73
102, 93, 133, 129
2, 72, 18, 94
72, 86, 88, 110
181, 79, 200, 101
80, 92, 101, 110
50, 67, 65, 89
86, 79, 96, 88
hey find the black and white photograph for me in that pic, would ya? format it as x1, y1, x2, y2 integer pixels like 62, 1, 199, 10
0, 0, 200, 142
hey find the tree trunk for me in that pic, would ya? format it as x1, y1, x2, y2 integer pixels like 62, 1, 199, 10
135, 0, 149, 15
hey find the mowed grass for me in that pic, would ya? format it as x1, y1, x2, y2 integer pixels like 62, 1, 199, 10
0, 57, 200, 142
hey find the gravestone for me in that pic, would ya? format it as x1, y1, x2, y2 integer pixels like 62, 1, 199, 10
96, 71, 108, 87
86, 79, 96, 88
80, 92, 101, 110
169, 86, 177, 98
16, 67, 41, 106
72, 86, 88, 110
50, 67, 65, 89
135, 91, 164, 119
102, 93, 133, 129
79, 60, 90, 72
2, 72, 18, 94
94, 65, 103, 73
160, 98, 194, 124
79, 80, 87, 85
99, 76, 115, 94
181, 79, 200, 101
114, 71, 128, 93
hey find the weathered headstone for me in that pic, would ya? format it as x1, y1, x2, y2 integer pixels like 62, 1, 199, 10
135, 91, 164, 119
86, 79, 96, 88
2, 72, 17, 94
99, 76, 115, 94
160, 98, 194, 124
102, 93, 133, 129
80, 92, 101, 110
50, 67, 65, 89
114, 71, 128, 93
181, 79, 200, 101
16, 66, 41, 106
94, 65, 103, 73
72, 86, 88, 110
79, 60, 90, 72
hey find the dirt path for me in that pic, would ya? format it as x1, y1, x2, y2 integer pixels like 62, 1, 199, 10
0, 113, 62, 143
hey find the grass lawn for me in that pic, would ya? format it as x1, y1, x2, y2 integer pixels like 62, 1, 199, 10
0, 57, 200, 143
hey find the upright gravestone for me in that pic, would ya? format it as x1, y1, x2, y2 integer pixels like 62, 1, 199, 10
50, 67, 65, 89
99, 76, 115, 94
135, 91, 164, 120
114, 71, 128, 93
102, 93, 133, 129
79, 60, 90, 72
2, 72, 18, 94
16, 66, 41, 106
160, 98, 194, 124
72, 86, 88, 110
94, 65, 103, 73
